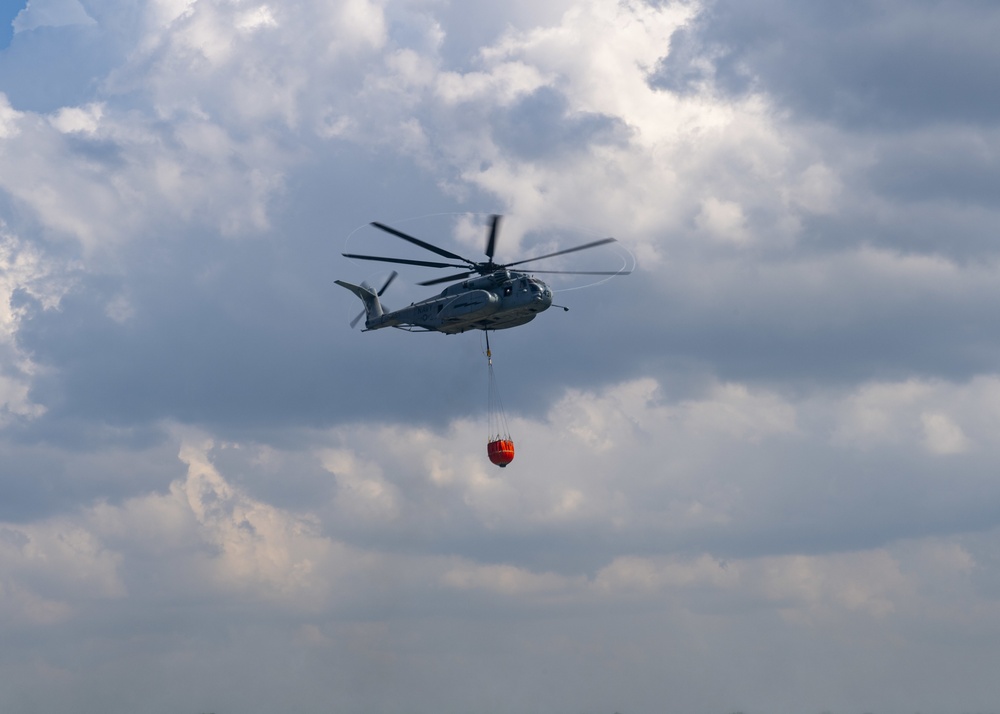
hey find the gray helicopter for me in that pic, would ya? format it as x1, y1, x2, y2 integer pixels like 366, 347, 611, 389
336, 215, 628, 334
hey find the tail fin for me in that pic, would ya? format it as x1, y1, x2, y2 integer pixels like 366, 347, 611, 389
335, 279, 384, 327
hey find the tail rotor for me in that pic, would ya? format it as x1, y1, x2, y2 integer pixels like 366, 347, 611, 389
348, 271, 397, 328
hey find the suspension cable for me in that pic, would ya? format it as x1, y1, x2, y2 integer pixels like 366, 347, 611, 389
486, 331, 511, 442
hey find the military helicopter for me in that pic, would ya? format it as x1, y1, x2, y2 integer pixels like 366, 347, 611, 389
336, 215, 629, 334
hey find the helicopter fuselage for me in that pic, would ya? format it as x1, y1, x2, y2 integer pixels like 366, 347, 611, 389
356, 270, 553, 334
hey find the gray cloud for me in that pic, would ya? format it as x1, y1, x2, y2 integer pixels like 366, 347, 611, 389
3, 0, 1000, 712
492, 87, 631, 159
654, 0, 1000, 129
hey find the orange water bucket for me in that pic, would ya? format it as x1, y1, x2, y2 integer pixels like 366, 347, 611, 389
487, 438, 515, 467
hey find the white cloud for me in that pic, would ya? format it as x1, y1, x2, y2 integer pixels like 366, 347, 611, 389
786, 162, 841, 215
831, 377, 1000, 454
0, 521, 124, 625
236, 5, 278, 32
443, 561, 582, 597
435, 62, 551, 105
48, 102, 104, 134
13, 0, 95, 32
4, 0, 1000, 710
365, 0, 823, 260
167, 436, 340, 602
921, 411, 970, 455
481, 0, 697, 123
0, 95, 22, 139
4, 418, 988, 634
591, 550, 909, 621
320, 447, 402, 523
0, 0, 822, 266
0, 105, 290, 248
0, 414, 984, 623
696, 196, 748, 243
0, 225, 71, 423
593, 554, 737, 595
2, 376, 1000, 712
0, 1, 381, 256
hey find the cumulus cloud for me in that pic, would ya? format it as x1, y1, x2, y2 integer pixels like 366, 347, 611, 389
4, 400, 1000, 712
0, 223, 72, 424
13, 0, 95, 32
4, 0, 1000, 711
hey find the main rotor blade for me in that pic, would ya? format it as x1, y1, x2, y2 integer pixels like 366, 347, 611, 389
343, 253, 469, 269
519, 269, 632, 275
371, 222, 473, 264
417, 271, 475, 286
377, 270, 398, 295
485, 214, 501, 261
504, 237, 618, 268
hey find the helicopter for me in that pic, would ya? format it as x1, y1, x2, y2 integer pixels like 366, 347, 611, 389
336, 215, 629, 334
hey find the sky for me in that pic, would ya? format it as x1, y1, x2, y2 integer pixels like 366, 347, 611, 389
2, 0, 1000, 712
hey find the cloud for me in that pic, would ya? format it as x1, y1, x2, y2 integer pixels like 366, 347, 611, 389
0, 222, 71, 425
653, 1, 1000, 129
3, 409, 1000, 712
13, 0, 95, 32
0, 518, 123, 626
4, 0, 1000, 711
0, 93, 21, 137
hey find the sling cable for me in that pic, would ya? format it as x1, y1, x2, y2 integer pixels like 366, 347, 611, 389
485, 330, 514, 467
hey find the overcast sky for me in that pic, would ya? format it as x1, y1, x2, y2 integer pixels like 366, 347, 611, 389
3, 1, 1000, 712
